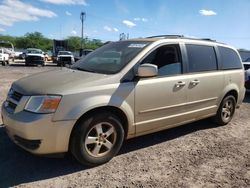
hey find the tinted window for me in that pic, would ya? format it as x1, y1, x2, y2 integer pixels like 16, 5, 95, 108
141, 45, 182, 76
186, 44, 217, 72
219, 47, 242, 69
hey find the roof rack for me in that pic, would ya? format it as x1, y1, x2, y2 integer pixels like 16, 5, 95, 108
200, 38, 216, 42
146, 35, 219, 43
146, 35, 184, 39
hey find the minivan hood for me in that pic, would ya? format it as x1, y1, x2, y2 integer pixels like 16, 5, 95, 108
12, 68, 111, 95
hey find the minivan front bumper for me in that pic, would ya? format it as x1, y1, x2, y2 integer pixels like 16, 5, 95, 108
1, 104, 76, 154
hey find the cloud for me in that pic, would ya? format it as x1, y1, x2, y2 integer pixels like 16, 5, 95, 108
65, 11, 72, 16
122, 20, 136, 28
113, 28, 119, 32
134, 17, 148, 22
199, 9, 217, 16
40, 0, 87, 5
0, 28, 5, 32
0, 0, 56, 26
71, 30, 77, 35
104, 26, 112, 32
104, 26, 119, 32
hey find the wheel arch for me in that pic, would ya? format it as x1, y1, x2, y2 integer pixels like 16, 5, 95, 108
68, 106, 129, 151
224, 90, 238, 102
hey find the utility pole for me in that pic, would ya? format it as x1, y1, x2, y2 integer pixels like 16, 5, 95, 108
80, 11, 86, 51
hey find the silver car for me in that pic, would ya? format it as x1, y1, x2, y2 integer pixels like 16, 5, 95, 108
1, 36, 245, 166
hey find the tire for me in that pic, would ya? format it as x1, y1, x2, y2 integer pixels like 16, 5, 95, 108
213, 95, 236, 126
2, 61, 6, 66
70, 112, 124, 166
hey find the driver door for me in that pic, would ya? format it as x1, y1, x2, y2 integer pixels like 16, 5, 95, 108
135, 44, 189, 135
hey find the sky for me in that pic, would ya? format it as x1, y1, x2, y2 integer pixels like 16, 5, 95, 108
0, 0, 250, 49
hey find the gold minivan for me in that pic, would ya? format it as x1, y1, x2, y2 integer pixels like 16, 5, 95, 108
2, 36, 245, 166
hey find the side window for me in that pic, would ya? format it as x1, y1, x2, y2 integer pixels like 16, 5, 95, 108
186, 44, 217, 73
218, 46, 242, 70
141, 44, 182, 77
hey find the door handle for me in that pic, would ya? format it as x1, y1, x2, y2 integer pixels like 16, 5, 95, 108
190, 79, 200, 85
175, 81, 186, 88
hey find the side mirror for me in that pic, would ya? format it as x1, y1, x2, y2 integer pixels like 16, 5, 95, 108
137, 64, 158, 78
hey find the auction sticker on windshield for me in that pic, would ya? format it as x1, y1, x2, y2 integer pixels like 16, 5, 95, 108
128, 43, 147, 48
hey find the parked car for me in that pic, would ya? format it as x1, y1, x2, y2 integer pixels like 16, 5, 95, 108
1, 35, 245, 166
24, 48, 45, 66
243, 62, 250, 92
56, 51, 74, 66
14, 51, 24, 60
44, 51, 53, 62
0, 48, 10, 66
75, 49, 94, 62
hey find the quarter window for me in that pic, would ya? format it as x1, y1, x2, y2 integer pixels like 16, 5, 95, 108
186, 44, 217, 72
218, 46, 242, 70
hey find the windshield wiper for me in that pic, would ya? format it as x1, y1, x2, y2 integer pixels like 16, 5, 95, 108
75, 67, 98, 73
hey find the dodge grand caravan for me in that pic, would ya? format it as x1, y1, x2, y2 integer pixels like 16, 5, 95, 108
1, 35, 245, 166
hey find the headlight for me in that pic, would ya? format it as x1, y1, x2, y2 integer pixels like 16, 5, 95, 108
25, 95, 61, 113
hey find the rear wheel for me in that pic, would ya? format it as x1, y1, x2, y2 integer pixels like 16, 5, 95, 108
213, 95, 236, 126
70, 112, 124, 166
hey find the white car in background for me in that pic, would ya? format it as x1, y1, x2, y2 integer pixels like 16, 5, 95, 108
24, 48, 45, 66
56, 51, 75, 66
0, 48, 10, 66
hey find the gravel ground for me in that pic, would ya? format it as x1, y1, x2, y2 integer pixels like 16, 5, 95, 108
0, 64, 250, 188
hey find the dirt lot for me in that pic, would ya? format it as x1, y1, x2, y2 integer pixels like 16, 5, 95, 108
0, 64, 250, 188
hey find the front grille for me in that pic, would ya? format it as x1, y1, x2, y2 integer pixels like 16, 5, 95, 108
28, 56, 42, 61
14, 135, 41, 150
10, 90, 23, 102
5, 88, 23, 113
59, 57, 71, 62
8, 101, 17, 110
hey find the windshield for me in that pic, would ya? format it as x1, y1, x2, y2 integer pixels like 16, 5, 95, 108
27, 49, 42, 54
71, 41, 151, 74
58, 51, 72, 55
0, 49, 2, 53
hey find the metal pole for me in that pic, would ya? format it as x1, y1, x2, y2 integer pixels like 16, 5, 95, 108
80, 11, 86, 49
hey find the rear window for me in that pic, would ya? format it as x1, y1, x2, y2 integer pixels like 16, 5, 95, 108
218, 47, 242, 70
186, 44, 217, 72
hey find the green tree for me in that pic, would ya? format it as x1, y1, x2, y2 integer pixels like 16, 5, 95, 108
67, 36, 81, 51
0, 35, 16, 48
67, 36, 103, 51
23, 32, 52, 51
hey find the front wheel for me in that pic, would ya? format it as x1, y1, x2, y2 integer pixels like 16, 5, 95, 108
70, 112, 124, 166
213, 95, 236, 126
